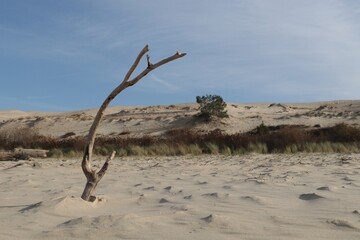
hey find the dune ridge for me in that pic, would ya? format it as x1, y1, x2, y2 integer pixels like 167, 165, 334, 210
0, 100, 359, 138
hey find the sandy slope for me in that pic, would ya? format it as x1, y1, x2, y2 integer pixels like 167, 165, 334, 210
0, 100, 359, 137
1, 154, 360, 240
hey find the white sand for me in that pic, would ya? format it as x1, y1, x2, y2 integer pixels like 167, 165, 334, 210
1, 154, 360, 239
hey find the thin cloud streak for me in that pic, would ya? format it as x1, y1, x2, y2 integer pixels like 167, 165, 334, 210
149, 74, 181, 92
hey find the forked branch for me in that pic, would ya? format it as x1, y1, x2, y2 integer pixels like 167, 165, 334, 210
81, 45, 186, 201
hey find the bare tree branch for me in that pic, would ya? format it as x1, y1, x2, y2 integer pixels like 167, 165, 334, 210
124, 45, 149, 82
80, 45, 186, 201
97, 150, 115, 179
127, 52, 186, 87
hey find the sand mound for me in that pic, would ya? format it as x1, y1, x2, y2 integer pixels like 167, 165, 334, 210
19, 196, 102, 215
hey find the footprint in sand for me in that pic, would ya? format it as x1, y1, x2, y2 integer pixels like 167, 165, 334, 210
196, 181, 208, 185
170, 205, 188, 211
163, 186, 172, 192
183, 195, 192, 200
19, 201, 42, 213
342, 176, 354, 182
202, 193, 219, 198
352, 210, 360, 215
327, 219, 358, 230
299, 193, 324, 200
241, 196, 263, 204
201, 214, 213, 223
159, 198, 170, 203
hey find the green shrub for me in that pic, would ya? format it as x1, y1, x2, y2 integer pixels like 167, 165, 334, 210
256, 122, 270, 135
196, 94, 229, 121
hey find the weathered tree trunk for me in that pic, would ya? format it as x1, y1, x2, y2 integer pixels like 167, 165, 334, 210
81, 45, 186, 201
14, 148, 49, 158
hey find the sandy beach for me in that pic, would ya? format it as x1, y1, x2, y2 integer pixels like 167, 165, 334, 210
1, 153, 360, 239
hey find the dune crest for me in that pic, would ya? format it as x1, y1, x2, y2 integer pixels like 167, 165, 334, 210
0, 100, 359, 137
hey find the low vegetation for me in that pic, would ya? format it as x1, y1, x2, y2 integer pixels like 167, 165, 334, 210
196, 94, 229, 121
1, 123, 360, 157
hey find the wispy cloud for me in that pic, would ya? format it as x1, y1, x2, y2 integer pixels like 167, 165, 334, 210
149, 74, 181, 92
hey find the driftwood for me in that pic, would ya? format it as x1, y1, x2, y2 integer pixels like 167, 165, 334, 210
14, 148, 49, 158
0, 151, 14, 161
0, 148, 48, 161
81, 45, 186, 201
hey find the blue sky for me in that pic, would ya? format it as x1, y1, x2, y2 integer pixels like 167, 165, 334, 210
1, 0, 360, 111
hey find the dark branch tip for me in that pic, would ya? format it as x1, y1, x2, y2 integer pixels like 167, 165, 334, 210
146, 54, 152, 68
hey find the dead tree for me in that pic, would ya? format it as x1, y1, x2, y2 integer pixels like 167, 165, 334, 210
81, 45, 186, 201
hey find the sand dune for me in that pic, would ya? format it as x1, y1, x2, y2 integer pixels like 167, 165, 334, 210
0, 100, 359, 137
1, 154, 360, 239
